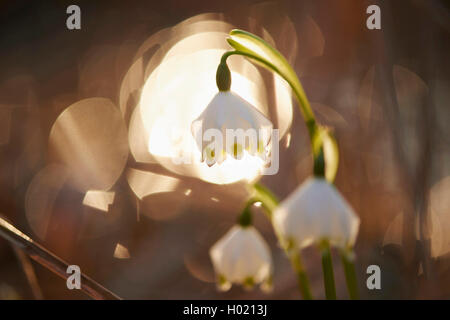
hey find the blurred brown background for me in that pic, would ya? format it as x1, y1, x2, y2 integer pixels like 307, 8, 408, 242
0, 0, 449, 299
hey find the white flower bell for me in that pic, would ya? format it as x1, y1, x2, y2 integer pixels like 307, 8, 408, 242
273, 177, 360, 250
192, 91, 273, 166
209, 225, 273, 292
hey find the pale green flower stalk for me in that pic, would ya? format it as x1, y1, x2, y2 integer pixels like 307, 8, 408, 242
340, 247, 359, 299
217, 29, 359, 300
320, 240, 337, 300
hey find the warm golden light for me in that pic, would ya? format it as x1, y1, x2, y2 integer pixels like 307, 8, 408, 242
48, 98, 128, 192
138, 34, 270, 184
116, 14, 296, 185
82, 190, 115, 213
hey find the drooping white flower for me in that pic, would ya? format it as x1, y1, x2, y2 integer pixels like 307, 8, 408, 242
273, 177, 360, 250
209, 225, 273, 292
192, 91, 272, 166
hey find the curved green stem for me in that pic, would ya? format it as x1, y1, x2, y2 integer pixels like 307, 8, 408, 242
340, 248, 359, 300
220, 50, 317, 136
320, 240, 337, 300
251, 183, 278, 218
222, 29, 341, 180
220, 49, 338, 180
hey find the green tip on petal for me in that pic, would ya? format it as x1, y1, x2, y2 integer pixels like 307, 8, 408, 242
261, 276, 273, 293
282, 237, 296, 252
217, 274, 231, 292
232, 143, 243, 158
242, 276, 255, 290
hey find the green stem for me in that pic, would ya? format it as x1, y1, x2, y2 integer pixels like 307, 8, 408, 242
221, 50, 337, 180
289, 249, 314, 300
252, 183, 278, 218
237, 200, 253, 227
320, 240, 337, 300
220, 51, 317, 137
340, 248, 359, 300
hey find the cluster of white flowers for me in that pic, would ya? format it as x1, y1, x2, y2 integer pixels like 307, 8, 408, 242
195, 82, 359, 292
209, 177, 359, 292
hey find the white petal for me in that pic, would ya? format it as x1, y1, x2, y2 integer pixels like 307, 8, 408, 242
273, 177, 360, 249
210, 225, 272, 287
193, 92, 273, 162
